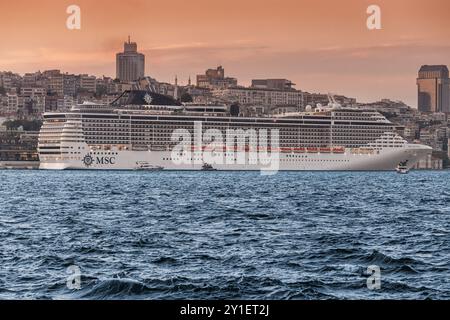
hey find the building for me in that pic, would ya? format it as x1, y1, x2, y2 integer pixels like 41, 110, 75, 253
42, 70, 62, 78
48, 73, 64, 96
63, 74, 79, 96
116, 37, 145, 82
417, 65, 449, 113
22, 87, 46, 98
29, 95, 46, 116
21, 87, 46, 116
403, 124, 418, 140
251, 79, 295, 90
6, 94, 19, 114
215, 87, 304, 108
414, 154, 443, 170
45, 95, 59, 112
448, 138, 450, 160
185, 86, 213, 104
417, 126, 447, 151
0, 96, 8, 115
0, 129, 40, 162
357, 99, 412, 115
100, 94, 119, 105
196, 66, 237, 89
79, 74, 97, 92
22, 72, 40, 87
0, 74, 12, 90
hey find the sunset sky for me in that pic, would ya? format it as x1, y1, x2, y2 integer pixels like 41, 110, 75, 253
0, 0, 449, 107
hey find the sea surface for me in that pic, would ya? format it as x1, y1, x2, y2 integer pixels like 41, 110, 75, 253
0, 170, 449, 300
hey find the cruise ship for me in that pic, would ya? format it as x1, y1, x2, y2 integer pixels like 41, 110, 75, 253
38, 90, 431, 171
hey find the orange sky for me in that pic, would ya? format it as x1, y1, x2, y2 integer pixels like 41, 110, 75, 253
1, 0, 449, 106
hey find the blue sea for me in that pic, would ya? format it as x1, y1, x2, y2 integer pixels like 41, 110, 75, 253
0, 170, 449, 300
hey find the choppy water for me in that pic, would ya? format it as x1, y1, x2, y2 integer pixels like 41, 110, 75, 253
0, 170, 450, 300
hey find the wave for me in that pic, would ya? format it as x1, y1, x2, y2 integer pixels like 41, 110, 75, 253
63, 276, 337, 300
362, 250, 421, 267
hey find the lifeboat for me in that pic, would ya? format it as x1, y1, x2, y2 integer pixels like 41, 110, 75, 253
280, 147, 292, 153
332, 147, 345, 154
307, 147, 319, 153
293, 147, 305, 153
320, 147, 331, 153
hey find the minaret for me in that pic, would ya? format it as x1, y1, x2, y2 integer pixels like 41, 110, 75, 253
188, 76, 191, 86
174, 75, 178, 100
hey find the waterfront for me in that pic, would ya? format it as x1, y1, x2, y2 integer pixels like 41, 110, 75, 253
1, 170, 449, 299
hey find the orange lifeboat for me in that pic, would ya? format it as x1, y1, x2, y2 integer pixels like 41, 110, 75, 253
307, 147, 319, 153
293, 147, 305, 153
320, 147, 331, 153
280, 147, 292, 153
332, 147, 345, 154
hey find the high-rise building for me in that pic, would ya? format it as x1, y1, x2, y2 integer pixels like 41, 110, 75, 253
417, 65, 449, 113
116, 37, 145, 82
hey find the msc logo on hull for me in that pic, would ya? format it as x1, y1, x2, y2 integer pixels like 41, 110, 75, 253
82, 154, 116, 167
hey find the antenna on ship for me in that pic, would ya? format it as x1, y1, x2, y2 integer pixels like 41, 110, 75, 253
327, 93, 341, 109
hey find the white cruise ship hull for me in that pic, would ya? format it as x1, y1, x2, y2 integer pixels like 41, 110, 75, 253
39, 144, 431, 171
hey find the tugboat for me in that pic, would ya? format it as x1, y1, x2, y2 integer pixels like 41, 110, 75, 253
396, 160, 409, 174
201, 163, 217, 171
134, 162, 164, 171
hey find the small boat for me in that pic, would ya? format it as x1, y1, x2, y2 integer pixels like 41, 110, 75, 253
201, 163, 217, 171
134, 162, 164, 171
396, 160, 409, 174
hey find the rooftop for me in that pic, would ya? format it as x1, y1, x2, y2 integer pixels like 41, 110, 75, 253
419, 65, 449, 73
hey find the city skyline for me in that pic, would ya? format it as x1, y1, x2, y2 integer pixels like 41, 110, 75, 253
0, 0, 449, 107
